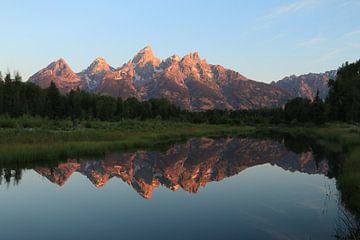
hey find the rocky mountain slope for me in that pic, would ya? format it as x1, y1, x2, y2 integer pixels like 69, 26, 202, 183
28, 46, 291, 110
28, 58, 85, 94
271, 70, 337, 100
35, 137, 329, 199
78, 57, 115, 92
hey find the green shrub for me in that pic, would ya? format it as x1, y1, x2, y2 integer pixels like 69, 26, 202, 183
0, 116, 18, 128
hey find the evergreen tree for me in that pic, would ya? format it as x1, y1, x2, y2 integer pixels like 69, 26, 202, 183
11, 72, 22, 117
68, 90, 83, 121
311, 89, 326, 124
140, 101, 152, 120
0, 73, 3, 114
95, 96, 117, 120
326, 59, 360, 122
22, 82, 46, 116
123, 97, 141, 119
115, 98, 124, 120
46, 81, 62, 119
284, 97, 311, 123
3, 73, 12, 115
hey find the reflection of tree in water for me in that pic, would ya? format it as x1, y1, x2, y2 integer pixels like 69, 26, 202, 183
276, 133, 360, 239
277, 133, 343, 179
0, 168, 23, 187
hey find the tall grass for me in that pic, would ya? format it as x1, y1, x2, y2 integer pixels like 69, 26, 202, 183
0, 118, 255, 163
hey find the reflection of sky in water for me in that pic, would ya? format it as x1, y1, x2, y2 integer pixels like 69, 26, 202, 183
0, 138, 344, 240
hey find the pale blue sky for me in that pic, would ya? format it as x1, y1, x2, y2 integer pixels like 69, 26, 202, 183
0, 0, 359, 82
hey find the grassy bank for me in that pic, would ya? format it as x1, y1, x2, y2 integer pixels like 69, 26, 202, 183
0, 119, 255, 164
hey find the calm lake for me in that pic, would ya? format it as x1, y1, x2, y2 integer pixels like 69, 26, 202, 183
0, 137, 355, 239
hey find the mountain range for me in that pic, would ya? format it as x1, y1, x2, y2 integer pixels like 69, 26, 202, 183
271, 70, 337, 100
35, 137, 329, 199
28, 46, 336, 110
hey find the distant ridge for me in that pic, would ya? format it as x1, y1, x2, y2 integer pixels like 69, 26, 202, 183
271, 70, 337, 100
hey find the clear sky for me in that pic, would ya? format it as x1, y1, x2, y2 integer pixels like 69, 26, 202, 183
0, 0, 359, 83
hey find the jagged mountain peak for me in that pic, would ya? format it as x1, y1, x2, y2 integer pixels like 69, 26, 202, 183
168, 54, 181, 62
79, 57, 114, 92
85, 57, 112, 74
48, 58, 71, 70
41, 58, 81, 81
92, 56, 108, 65
94, 56, 106, 61
28, 57, 82, 93
160, 54, 181, 69
132, 45, 160, 66
57, 58, 67, 63
139, 45, 153, 54
180, 52, 207, 68
182, 52, 201, 61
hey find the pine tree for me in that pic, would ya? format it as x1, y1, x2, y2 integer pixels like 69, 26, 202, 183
95, 96, 117, 120
3, 73, 12, 114
0, 72, 3, 114
46, 81, 62, 119
115, 98, 124, 120
311, 89, 325, 124
326, 59, 360, 122
11, 72, 22, 116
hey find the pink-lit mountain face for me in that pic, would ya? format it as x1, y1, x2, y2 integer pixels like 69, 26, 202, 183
28, 58, 85, 94
28, 46, 291, 110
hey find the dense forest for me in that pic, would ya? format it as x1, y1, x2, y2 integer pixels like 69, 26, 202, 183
0, 59, 359, 125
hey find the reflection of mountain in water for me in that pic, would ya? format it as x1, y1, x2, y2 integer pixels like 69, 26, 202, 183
35, 138, 329, 199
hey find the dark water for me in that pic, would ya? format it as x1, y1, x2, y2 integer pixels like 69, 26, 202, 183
0, 137, 354, 239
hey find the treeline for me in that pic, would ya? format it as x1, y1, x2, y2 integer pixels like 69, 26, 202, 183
0, 59, 359, 125
0, 73, 183, 122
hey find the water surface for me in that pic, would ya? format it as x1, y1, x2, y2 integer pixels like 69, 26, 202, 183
0, 137, 351, 239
